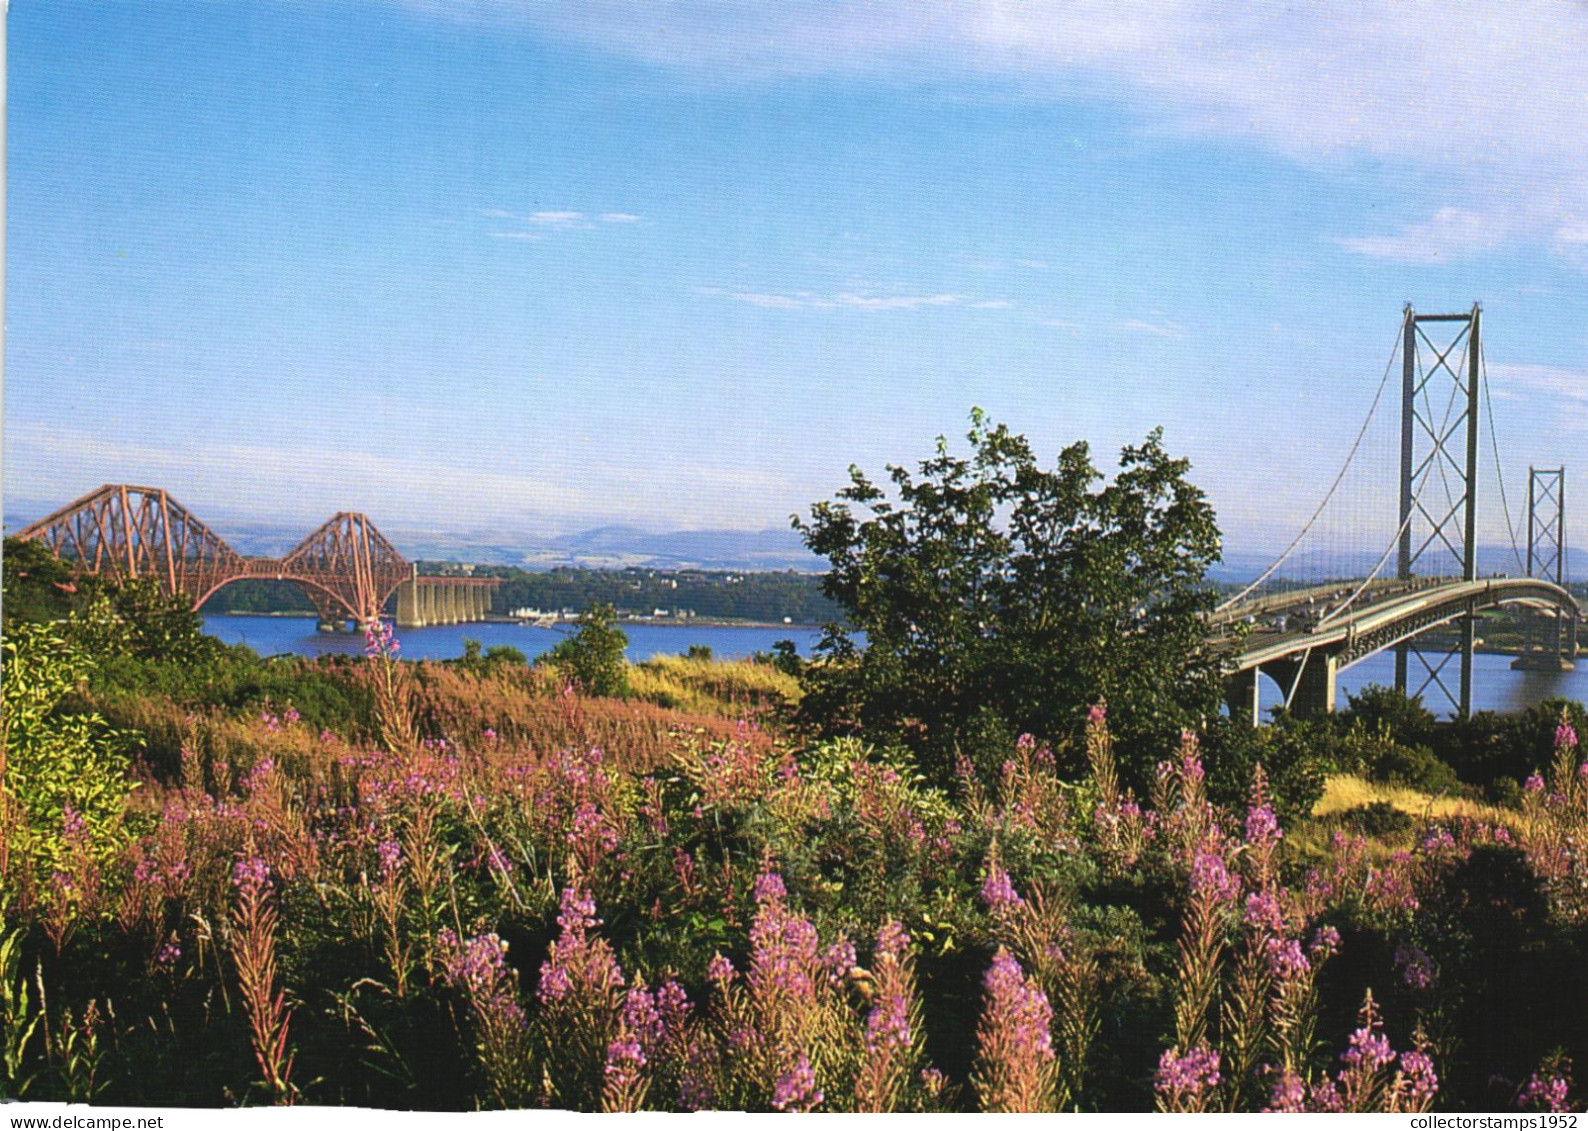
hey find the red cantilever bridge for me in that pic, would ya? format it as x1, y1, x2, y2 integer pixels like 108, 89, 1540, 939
14, 484, 497, 629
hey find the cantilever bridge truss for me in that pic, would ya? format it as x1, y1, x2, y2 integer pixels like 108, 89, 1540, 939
14, 484, 494, 628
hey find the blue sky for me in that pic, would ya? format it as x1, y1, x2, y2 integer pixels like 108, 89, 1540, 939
6, 1, 1588, 558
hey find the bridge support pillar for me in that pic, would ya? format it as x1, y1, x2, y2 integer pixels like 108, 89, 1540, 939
1268, 652, 1338, 718
396, 580, 423, 628
1224, 667, 1263, 726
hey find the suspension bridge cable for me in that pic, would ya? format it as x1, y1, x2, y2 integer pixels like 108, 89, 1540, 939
1479, 344, 1527, 574
1216, 326, 1404, 612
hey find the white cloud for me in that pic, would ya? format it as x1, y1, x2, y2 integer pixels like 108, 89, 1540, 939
1337, 208, 1509, 264
530, 210, 588, 226
599, 212, 643, 223
718, 289, 965, 311
1118, 318, 1186, 340
1487, 363, 1588, 432
969, 299, 1012, 309
491, 230, 543, 241
472, 1, 1588, 266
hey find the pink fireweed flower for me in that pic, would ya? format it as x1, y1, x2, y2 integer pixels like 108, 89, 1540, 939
1342, 1024, 1395, 1071
772, 1053, 823, 1112
1245, 802, 1282, 848
752, 870, 787, 904
1400, 1049, 1440, 1104
1243, 889, 1287, 933
1265, 937, 1311, 982
1395, 945, 1436, 991
1310, 925, 1343, 961
155, 935, 182, 968
1190, 851, 1240, 905
232, 856, 272, 895
1087, 702, 1107, 725
821, 937, 857, 984
1266, 1068, 1308, 1112
1519, 1072, 1573, 1113
283, 706, 300, 725
1526, 772, 1547, 793
706, 953, 736, 988
364, 617, 400, 658
376, 839, 403, 880
1156, 1046, 1222, 1106
974, 949, 1056, 1111
482, 726, 497, 741
62, 805, 88, 839
980, 863, 1025, 913
1556, 722, 1579, 751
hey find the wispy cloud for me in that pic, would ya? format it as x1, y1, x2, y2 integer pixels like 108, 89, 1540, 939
1337, 208, 1508, 264
531, 210, 589, 227
969, 299, 1013, 309
481, 2, 1588, 267
1487, 363, 1588, 431
709, 288, 980, 312
483, 209, 644, 238
3, 421, 801, 533
1118, 318, 1185, 340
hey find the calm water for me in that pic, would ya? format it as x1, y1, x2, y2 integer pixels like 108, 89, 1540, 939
204, 615, 824, 663
205, 616, 1585, 717
1254, 649, 1588, 718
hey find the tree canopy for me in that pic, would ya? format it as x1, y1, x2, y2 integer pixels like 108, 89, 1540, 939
794, 411, 1224, 781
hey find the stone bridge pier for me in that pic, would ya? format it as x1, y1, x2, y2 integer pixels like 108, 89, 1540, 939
394, 574, 499, 628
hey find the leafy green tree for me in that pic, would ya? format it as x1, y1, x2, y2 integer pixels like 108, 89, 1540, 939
69, 577, 220, 666
794, 410, 1223, 782
1, 537, 78, 630
541, 603, 630, 697
1339, 684, 1437, 749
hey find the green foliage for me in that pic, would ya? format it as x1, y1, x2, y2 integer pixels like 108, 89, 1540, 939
540, 603, 630, 697
69, 577, 220, 667
1329, 801, 1416, 841
464, 565, 838, 625
1443, 698, 1588, 787
457, 639, 528, 676
1200, 716, 1332, 825
1340, 684, 1437, 749
795, 411, 1224, 783
1, 537, 78, 631
0, 930, 41, 1100
1, 622, 136, 888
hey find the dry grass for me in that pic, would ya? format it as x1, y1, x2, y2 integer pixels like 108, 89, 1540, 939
1312, 774, 1510, 825
627, 654, 801, 719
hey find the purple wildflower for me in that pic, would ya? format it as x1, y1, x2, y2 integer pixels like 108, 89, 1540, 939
772, 1053, 823, 1112
706, 953, 736, 987
1243, 889, 1287, 933
1156, 1045, 1222, 1105
1265, 1069, 1308, 1112
1526, 772, 1546, 793
1190, 850, 1240, 905
1265, 937, 1311, 982
980, 863, 1024, 913
1400, 1049, 1439, 1104
1245, 802, 1282, 847
1395, 945, 1436, 991
752, 870, 787, 904
1557, 722, 1579, 751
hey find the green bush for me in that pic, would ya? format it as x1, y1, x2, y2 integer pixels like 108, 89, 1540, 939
540, 603, 630, 697
1, 622, 136, 890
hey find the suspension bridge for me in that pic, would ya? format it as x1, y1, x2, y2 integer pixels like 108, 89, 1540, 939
1213, 304, 1579, 722
11, 484, 498, 630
